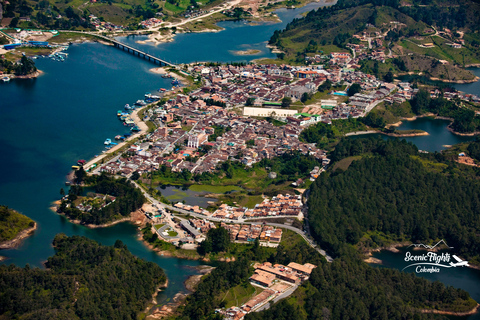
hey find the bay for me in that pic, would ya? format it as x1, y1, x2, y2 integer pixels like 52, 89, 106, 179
454, 68, 480, 96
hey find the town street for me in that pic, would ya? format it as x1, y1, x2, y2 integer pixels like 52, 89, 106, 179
132, 181, 334, 262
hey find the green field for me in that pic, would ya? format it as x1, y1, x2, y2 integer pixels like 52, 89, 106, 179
219, 283, 264, 308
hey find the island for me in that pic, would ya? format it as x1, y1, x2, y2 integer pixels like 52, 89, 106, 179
0, 206, 36, 260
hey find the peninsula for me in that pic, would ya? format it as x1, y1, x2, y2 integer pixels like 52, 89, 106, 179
0, 206, 36, 261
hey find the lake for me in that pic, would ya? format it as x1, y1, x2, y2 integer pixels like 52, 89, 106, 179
115, 1, 331, 63
454, 68, 480, 96
350, 117, 475, 152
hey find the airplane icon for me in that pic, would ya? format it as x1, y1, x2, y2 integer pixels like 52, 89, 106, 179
450, 255, 469, 267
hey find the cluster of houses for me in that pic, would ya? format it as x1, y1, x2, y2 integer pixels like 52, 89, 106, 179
173, 194, 302, 219
179, 218, 216, 240
89, 15, 124, 31
220, 261, 317, 319
99, 99, 329, 177
139, 18, 162, 28
244, 194, 302, 218
430, 88, 480, 104
75, 194, 116, 212
186, 64, 324, 106
219, 223, 283, 243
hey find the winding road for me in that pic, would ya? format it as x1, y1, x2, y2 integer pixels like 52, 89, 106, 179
133, 181, 334, 262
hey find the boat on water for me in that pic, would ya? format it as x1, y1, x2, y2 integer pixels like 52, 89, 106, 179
115, 135, 123, 140
104, 138, 112, 145
77, 159, 86, 166
145, 93, 160, 100
2, 76, 10, 82
131, 126, 140, 132
125, 104, 131, 110
162, 74, 172, 78
135, 100, 147, 106
160, 88, 166, 92
171, 79, 179, 85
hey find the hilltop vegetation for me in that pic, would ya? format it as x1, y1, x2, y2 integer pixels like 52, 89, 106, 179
308, 137, 480, 265
1, 0, 219, 30
0, 206, 35, 244
0, 234, 166, 319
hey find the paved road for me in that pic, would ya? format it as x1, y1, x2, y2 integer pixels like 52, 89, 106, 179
255, 284, 299, 312
133, 182, 334, 262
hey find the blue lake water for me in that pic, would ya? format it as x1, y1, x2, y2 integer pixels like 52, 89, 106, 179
116, 1, 330, 63
454, 68, 480, 96
350, 117, 475, 152
372, 248, 480, 319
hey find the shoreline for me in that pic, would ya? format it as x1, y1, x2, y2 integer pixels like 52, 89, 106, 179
420, 303, 480, 316
395, 71, 479, 84
80, 101, 152, 172
5, 70, 44, 80
345, 129, 429, 138
0, 222, 37, 250
384, 114, 480, 137
56, 210, 132, 229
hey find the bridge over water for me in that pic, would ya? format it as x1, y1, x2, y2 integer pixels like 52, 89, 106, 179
61, 31, 175, 67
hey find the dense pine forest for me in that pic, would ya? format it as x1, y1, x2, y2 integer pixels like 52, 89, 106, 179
0, 234, 166, 319
59, 174, 145, 225
308, 137, 480, 264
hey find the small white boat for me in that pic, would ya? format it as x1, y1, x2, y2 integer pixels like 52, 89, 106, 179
104, 138, 112, 145
2, 76, 10, 82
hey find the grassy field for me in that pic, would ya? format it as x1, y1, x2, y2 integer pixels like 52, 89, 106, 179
398, 36, 480, 67
0, 207, 35, 243
369, 101, 415, 125
50, 32, 99, 44
332, 155, 363, 172
219, 283, 264, 308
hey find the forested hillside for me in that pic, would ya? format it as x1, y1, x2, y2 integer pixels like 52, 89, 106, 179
0, 234, 166, 319
308, 137, 480, 264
